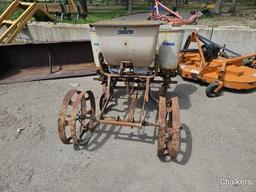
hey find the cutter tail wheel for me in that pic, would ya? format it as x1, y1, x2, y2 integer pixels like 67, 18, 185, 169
158, 96, 180, 160
206, 81, 220, 97
58, 89, 96, 146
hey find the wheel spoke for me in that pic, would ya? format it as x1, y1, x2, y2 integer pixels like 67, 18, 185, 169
58, 89, 77, 144
58, 89, 96, 146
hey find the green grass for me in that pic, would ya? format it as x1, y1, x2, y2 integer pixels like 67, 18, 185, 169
58, 4, 150, 24
58, 7, 127, 24
0, 1, 24, 19
0, 2, 150, 24
0, 3, 8, 14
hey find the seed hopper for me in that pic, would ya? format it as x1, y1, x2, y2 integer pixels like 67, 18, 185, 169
57, 21, 181, 161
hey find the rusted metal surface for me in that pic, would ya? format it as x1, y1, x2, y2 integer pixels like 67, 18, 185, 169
59, 68, 181, 160
58, 89, 77, 144
167, 97, 180, 159
58, 89, 96, 145
70, 91, 86, 145
127, 88, 138, 123
0, 41, 96, 84
85, 91, 96, 130
57, 63, 182, 160
57, 22, 182, 161
99, 118, 141, 128
0, 63, 96, 84
158, 95, 167, 157
73, 90, 96, 145
158, 95, 180, 159
97, 72, 155, 129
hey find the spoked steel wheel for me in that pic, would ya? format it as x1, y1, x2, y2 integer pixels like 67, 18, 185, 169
58, 89, 96, 145
166, 97, 180, 159
158, 96, 180, 161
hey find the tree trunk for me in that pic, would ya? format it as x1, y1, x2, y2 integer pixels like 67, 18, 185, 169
128, 0, 133, 14
79, 0, 88, 18
125, 0, 128, 8
214, 0, 224, 15
151, 0, 155, 7
228, 0, 238, 13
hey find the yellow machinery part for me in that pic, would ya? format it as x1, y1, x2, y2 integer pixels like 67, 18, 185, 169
0, 0, 54, 44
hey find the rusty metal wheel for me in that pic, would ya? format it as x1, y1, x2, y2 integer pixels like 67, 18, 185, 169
58, 89, 96, 145
158, 96, 180, 160
58, 89, 78, 144
70, 90, 96, 145
166, 97, 180, 159
158, 95, 167, 157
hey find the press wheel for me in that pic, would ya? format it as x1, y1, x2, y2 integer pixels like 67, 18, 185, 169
158, 95, 167, 157
166, 97, 180, 159
158, 96, 180, 160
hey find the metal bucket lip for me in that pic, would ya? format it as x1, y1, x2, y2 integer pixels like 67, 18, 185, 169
91, 20, 161, 27
159, 25, 185, 32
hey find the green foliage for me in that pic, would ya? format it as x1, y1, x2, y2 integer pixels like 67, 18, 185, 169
0, 2, 8, 14
58, 4, 149, 24
0, 1, 150, 23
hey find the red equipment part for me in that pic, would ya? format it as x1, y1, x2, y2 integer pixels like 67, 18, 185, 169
148, 0, 201, 26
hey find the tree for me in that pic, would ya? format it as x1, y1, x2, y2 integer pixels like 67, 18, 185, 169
127, 0, 133, 14
228, 0, 238, 13
214, 0, 224, 15
79, 0, 88, 19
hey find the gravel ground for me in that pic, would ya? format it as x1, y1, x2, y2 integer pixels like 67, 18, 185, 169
0, 75, 255, 192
